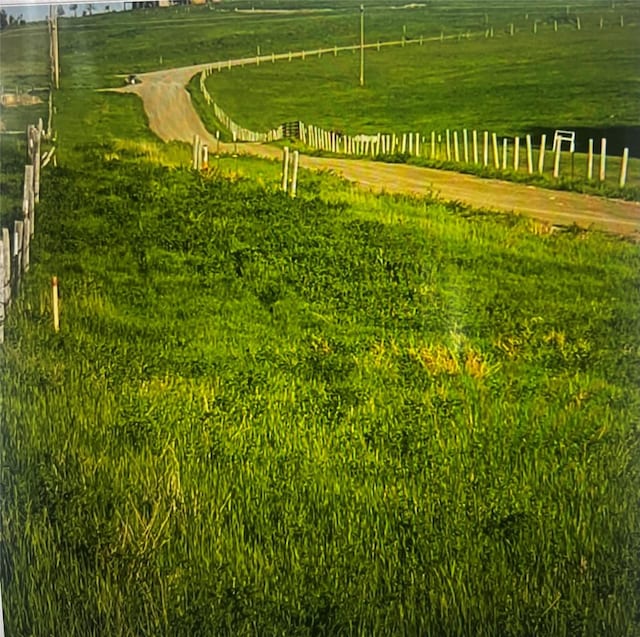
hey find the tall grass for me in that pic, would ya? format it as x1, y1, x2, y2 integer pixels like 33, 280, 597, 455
1, 150, 639, 635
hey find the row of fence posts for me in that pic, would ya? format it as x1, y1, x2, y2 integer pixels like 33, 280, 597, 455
0, 120, 51, 344
199, 70, 283, 143
297, 123, 630, 187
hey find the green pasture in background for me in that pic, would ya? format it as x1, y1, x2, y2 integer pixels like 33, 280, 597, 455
203, 28, 640, 135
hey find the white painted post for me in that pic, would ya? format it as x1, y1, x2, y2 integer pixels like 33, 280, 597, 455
52, 276, 60, 332
510, 23, 514, 36
415, 133, 420, 157
619, 147, 629, 187
453, 131, 460, 162
538, 134, 547, 174
445, 129, 451, 161
599, 138, 607, 181
587, 139, 594, 180
526, 135, 533, 174
533, 21, 538, 34
483, 131, 489, 166
401, 133, 407, 154
576, 16, 581, 30
502, 138, 508, 170
282, 147, 290, 192
192, 134, 199, 169
291, 151, 299, 197
513, 136, 520, 171
408, 133, 413, 156
553, 138, 562, 178
431, 131, 436, 159
554, 19, 558, 32
463, 129, 469, 163
492, 133, 500, 169
202, 144, 208, 170
473, 130, 479, 164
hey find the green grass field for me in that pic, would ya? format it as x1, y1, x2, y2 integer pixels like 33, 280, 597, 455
203, 29, 640, 135
1, 2, 640, 634
1, 149, 639, 635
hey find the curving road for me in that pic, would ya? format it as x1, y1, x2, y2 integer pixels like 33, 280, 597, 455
118, 63, 640, 236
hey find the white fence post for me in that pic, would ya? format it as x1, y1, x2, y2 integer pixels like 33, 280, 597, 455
538, 134, 546, 174
599, 138, 607, 181
526, 134, 533, 174
513, 136, 520, 172
587, 139, 594, 180
472, 130, 479, 164
2, 229, 10, 308
290, 150, 299, 198
483, 131, 489, 166
619, 147, 629, 187
282, 147, 290, 192
445, 129, 451, 161
463, 129, 469, 163
492, 133, 500, 169
502, 138, 508, 170
453, 131, 460, 162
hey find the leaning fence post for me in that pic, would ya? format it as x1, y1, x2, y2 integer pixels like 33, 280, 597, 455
492, 133, 500, 169
619, 147, 629, 188
281, 147, 290, 192
599, 138, 607, 182
290, 150, 299, 198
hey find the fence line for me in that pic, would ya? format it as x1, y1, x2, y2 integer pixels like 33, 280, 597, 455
0, 120, 48, 344
195, 39, 632, 189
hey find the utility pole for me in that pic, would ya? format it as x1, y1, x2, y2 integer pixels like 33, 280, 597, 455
49, 6, 60, 89
359, 4, 365, 87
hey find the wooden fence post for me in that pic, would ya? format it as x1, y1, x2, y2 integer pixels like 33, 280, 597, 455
453, 131, 460, 162
22, 219, 30, 273
282, 147, 290, 192
290, 150, 299, 198
502, 138, 508, 170
553, 138, 562, 178
619, 147, 629, 187
0, 244, 4, 343
492, 133, 500, 169
463, 129, 469, 163
513, 136, 520, 171
52, 276, 60, 332
431, 131, 436, 159
526, 134, 533, 174
445, 129, 451, 161
599, 138, 607, 181
538, 134, 546, 174
587, 138, 594, 180
414, 133, 420, 157
483, 131, 489, 167
401, 133, 407, 154
2, 229, 10, 307
13, 221, 23, 294
473, 130, 479, 164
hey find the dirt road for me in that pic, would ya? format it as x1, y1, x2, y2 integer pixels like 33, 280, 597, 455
118, 64, 640, 236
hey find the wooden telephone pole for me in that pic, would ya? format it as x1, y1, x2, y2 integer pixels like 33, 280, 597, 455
359, 4, 365, 87
49, 6, 60, 89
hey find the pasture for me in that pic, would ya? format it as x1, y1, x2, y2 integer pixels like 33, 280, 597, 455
1, 1, 640, 635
